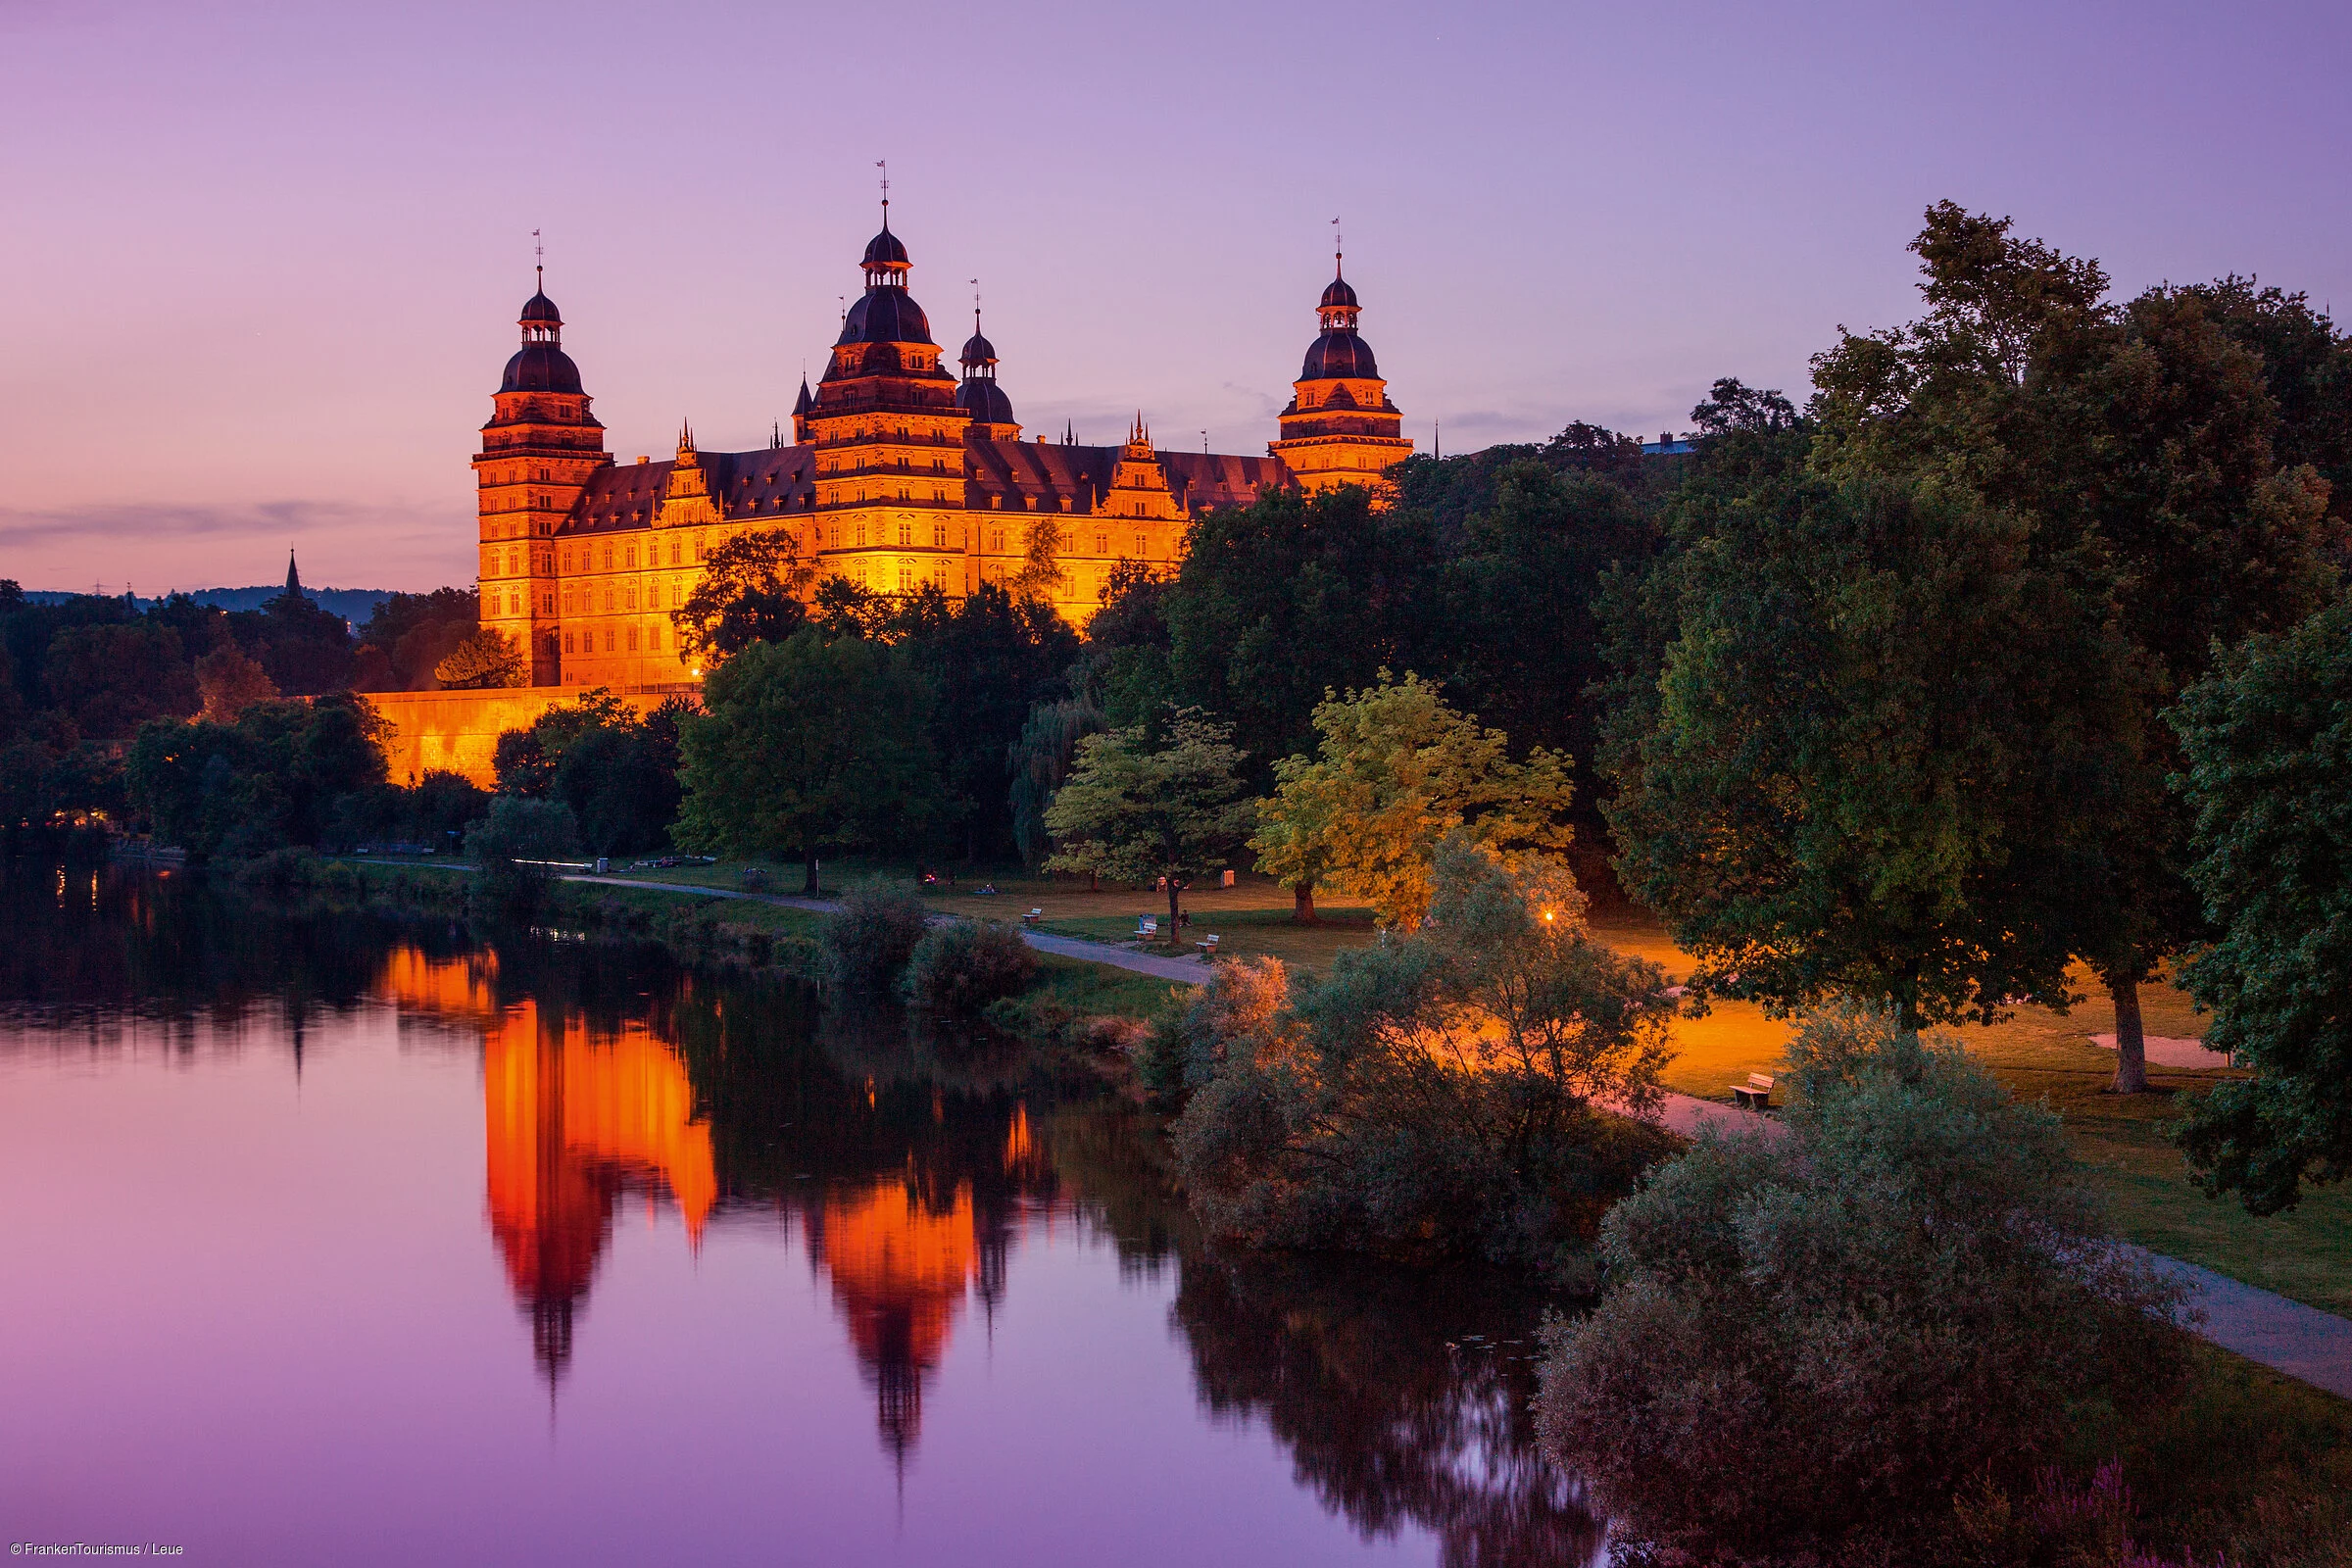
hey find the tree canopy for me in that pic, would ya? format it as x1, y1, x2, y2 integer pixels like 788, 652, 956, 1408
1043, 708, 1252, 942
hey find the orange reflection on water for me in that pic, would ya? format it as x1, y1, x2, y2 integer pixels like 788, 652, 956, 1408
379, 950, 717, 1382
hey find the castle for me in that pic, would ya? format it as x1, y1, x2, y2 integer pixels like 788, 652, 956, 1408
472, 205, 1413, 690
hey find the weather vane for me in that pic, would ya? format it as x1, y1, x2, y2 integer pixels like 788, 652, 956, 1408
532, 227, 544, 288
876, 159, 889, 220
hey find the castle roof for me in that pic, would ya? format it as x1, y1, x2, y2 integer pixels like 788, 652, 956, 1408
519, 290, 562, 325
564, 447, 817, 534
1301, 330, 1378, 381
964, 441, 1288, 515
838, 288, 934, 346
502, 343, 585, 394
956, 377, 1016, 426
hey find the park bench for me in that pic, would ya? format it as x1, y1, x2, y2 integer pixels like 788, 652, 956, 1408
1136, 917, 1158, 941
1195, 933, 1221, 960
1731, 1073, 1776, 1111
1022, 908, 1044, 927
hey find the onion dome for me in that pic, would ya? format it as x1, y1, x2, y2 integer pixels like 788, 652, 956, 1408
956, 377, 1016, 426
1319, 275, 1359, 312
837, 288, 934, 346
959, 328, 998, 371
862, 226, 910, 270
502, 278, 583, 392
1301, 331, 1379, 381
520, 290, 562, 324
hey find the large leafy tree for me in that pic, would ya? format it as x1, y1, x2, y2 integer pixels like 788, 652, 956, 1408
126, 693, 388, 858
673, 627, 937, 894
1806, 202, 2341, 1086
669, 528, 811, 669
433, 628, 525, 690
1251, 672, 1574, 930
493, 689, 687, 857
1604, 470, 2135, 1028
42, 621, 198, 739
1165, 486, 1442, 785
2168, 599, 2352, 1212
1043, 709, 1252, 943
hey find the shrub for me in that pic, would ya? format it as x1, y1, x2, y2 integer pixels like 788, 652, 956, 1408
1169, 837, 1678, 1273
816, 879, 931, 994
464, 797, 579, 915
1535, 1003, 2188, 1562
230, 845, 322, 890
902, 920, 1039, 1016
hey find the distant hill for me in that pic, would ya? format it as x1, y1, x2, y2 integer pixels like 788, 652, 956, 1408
19, 585, 397, 627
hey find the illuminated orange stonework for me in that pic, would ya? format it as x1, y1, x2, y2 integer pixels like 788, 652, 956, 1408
472, 217, 1414, 692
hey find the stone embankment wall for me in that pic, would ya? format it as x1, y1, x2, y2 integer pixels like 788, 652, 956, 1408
368, 688, 676, 788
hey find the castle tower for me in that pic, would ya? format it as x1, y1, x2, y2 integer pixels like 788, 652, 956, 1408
803, 207, 971, 597
955, 305, 1021, 442
1267, 251, 1412, 498
474, 274, 611, 683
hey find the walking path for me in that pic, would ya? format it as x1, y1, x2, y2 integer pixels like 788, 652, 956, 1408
411, 866, 2352, 1402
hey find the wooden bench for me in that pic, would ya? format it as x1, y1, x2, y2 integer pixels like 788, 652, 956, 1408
1731, 1073, 1776, 1111
1022, 907, 1044, 927
1194, 933, 1221, 960
1135, 917, 1158, 942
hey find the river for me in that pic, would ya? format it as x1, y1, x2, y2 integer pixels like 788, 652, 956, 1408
0, 862, 1603, 1566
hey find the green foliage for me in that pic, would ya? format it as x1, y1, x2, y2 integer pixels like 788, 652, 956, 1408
43, 621, 198, 739
1170, 840, 1677, 1273
126, 693, 389, 858
1603, 468, 2133, 1026
463, 795, 579, 914
1042, 708, 1251, 938
325, 768, 487, 852
1536, 1003, 2185, 1561
1251, 671, 1573, 929
2168, 598, 2352, 1212
492, 689, 684, 857
900, 919, 1040, 1016
432, 627, 525, 689
815, 879, 931, 995
194, 642, 277, 723
668, 527, 811, 668
1165, 485, 1443, 781
673, 627, 937, 894
357, 586, 476, 691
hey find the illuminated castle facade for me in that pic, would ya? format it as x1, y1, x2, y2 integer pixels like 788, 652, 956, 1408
473, 211, 1411, 689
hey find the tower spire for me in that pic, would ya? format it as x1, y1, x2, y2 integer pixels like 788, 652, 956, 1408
876, 159, 890, 228
533, 227, 544, 295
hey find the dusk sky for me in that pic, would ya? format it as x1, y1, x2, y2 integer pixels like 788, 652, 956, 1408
4, 0, 2347, 593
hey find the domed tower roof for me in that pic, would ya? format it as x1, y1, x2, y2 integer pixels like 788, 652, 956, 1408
959, 328, 997, 371
956, 377, 1016, 426
862, 225, 910, 271
502, 269, 583, 392
1300, 253, 1377, 380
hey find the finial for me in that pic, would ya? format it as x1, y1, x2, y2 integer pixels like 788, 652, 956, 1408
875, 159, 890, 226
1332, 215, 1342, 276
533, 228, 544, 291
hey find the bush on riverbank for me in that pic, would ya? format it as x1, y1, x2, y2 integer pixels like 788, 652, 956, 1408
903, 919, 1038, 1016
817, 880, 931, 994
1168, 839, 1678, 1276
1535, 1004, 2188, 1563
464, 798, 579, 915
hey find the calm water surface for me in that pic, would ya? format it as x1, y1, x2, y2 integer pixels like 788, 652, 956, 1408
0, 864, 1601, 1567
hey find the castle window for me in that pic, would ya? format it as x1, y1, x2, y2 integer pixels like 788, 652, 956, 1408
694, 532, 706, 562
898, 561, 913, 592
898, 520, 911, 546
604, 589, 614, 612
1135, 534, 1147, 558
991, 529, 1005, 553
564, 632, 575, 654
855, 519, 867, 547
543, 594, 554, 614
627, 627, 638, 652
625, 546, 636, 568
650, 627, 662, 650
625, 586, 637, 611
669, 539, 680, 565
1096, 534, 1108, 554
932, 522, 946, 548
602, 546, 613, 569
605, 629, 615, 652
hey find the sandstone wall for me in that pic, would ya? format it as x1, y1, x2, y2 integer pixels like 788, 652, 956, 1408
368, 688, 673, 790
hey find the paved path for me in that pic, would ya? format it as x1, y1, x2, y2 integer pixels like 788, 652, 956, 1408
477, 868, 2352, 1401
2136, 1250, 2352, 1398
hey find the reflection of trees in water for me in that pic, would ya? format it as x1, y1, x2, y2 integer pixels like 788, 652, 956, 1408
1173, 1256, 1606, 1568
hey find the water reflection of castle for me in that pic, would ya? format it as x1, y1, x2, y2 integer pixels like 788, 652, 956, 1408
375, 948, 1044, 1454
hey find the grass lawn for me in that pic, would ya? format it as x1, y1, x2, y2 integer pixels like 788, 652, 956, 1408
1026, 951, 1188, 1022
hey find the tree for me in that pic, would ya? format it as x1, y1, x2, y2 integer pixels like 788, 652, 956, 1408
195, 643, 278, 723
1536, 1005, 2181, 1560
669, 527, 811, 669
433, 628, 525, 689
1603, 470, 2135, 1028
465, 796, 579, 914
673, 627, 937, 895
1251, 672, 1574, 930
493, 689, 686, 856
42, 621, 198, 739
1170, 839, 1675, 1272
2167, 599, 2352, 1212
126, 693, 388, 858
1012, 514, 1068, 599
1164, 485, 1443, 785
247, 583, 356, 696
1043, 708, 1251, 943
1809, 201, 2343, 1088
358, 588, 476, 689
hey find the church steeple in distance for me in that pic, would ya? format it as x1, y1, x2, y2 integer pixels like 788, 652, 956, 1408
284, 549, 302, 600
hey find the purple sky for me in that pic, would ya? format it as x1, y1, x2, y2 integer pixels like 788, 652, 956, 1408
3, 0, 2347, 593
